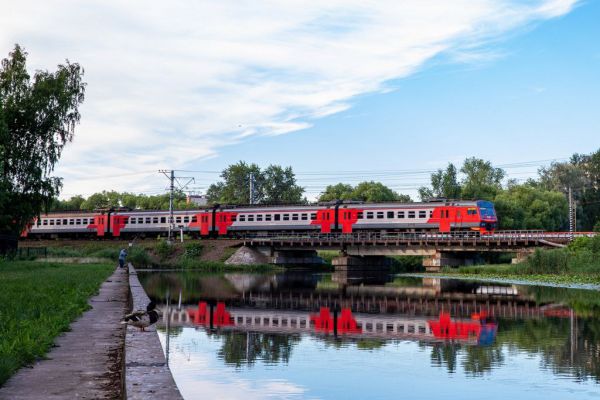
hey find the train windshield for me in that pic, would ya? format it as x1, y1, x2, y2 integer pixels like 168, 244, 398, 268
477, 201, 496, 218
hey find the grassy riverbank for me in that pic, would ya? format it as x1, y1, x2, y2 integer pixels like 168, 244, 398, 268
438, 264, 600, 285
0, 261, 114, 386
25, 240, 280, 271
438, 236, 600, 286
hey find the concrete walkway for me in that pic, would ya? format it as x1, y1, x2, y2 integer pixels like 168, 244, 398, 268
0, 267, 129, 400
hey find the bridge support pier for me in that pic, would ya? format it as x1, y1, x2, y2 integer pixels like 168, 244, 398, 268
270, 250, 325, 265
423, 252, 481, 272
332, 256, 391, 284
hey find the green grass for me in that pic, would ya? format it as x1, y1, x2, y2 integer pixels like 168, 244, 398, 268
0, 261, 114, 385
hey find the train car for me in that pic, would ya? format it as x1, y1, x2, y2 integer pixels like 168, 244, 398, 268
23, 200, 497, 239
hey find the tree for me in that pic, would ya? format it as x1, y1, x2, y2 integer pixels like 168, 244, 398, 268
418, 163, 461, 200
493, 184, 568, 230
206, 161, 262, 205
318, 183, 354, 202
262, 165, 304, 204
318, 181, 411, 203
351, 181, 410, 202
206, 162, 304, 205
537, 149, 600, 230
0, 45, 85, 236
460, 157, 505, 200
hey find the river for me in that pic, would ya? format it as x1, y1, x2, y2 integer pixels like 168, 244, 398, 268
138, 269, 600, 400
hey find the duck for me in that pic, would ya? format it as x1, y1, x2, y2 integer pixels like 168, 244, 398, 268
121, 301, 161, 331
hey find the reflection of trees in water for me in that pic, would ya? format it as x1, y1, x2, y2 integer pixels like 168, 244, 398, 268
428, 317, 600, 382
212, 331, 301, 367
430, 344, 459, 373
462, 346, 505, 376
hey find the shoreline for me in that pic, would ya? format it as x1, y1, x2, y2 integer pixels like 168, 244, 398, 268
402, 272, 600, 290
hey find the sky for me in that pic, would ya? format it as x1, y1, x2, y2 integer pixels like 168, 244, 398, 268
1, 0, 599, 200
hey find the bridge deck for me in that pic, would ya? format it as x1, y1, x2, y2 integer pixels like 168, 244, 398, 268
242, 231, 595, 252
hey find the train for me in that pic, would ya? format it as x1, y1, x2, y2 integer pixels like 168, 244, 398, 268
21, 200, 498, 239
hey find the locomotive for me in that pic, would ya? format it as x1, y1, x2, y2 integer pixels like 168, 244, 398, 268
22, 200, 497, 239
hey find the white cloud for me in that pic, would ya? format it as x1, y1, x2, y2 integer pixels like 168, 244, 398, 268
0, 0, 578, 196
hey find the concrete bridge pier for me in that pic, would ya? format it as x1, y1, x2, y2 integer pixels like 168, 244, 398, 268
332, 255, 391, 284
422, 252, 481, 272
269, 249, 325, 265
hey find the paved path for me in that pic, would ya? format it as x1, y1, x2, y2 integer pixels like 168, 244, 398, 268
0, 267, 129, 400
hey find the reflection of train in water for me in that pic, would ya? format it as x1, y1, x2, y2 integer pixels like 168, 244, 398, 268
22, 200, 498, 238
162, 302, 498, 346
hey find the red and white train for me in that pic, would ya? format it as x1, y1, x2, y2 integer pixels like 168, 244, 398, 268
22, 200, 497, 239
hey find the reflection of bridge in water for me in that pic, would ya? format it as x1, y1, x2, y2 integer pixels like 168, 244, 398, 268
223, 275, 560, 320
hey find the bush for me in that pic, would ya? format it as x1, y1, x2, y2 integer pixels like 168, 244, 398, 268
128, 246, 151, 267
182, 242, 203, 259
524, 248, 569, 274
594, 220, 600, 233
155, 240, 174, 261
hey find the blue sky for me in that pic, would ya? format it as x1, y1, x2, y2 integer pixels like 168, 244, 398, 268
1, 0, 597, 200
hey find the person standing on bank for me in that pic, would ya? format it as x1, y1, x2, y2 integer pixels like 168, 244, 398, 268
119, 248, 127, 268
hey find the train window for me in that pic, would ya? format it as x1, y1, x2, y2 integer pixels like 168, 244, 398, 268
230, 215, 236, 222
153, 217, 159, 223
76, 219, 81, 224
191, 216, 197, 223
144, 217, 150, 224
130, 218, 136, 224
283, 214, 290, 221
68, 219, 74, 225
248, 215, 254, 222
292, 214, 298, 221
419, 211, 426, 218
408, 211, 415, 218
239, 215, 245, 222
274, 214, 281, 221
159, 217, 165, 223
43, 219, 48, 226
82, 218, 88, 225
183, 217, 189, 223
175, 217, 181, 223
429, 211, 433, 217
256, 215, 263, 221
366, 212, 374, 219
310, 213, 317, 220
57, 219, 62, 225
63, 219, 68, 225
50, 220, 55, 225
376, 212, 384, 219
301, 214, 308, 220
357, 212, 363, 219
265, 214, 272, 221
387, 211, 394, 218
398, 211, 405, 218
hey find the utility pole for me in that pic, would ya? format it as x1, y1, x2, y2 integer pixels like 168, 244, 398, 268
159, 170, 195, 243
249, 172, 255, 205
568, 186, 574, 240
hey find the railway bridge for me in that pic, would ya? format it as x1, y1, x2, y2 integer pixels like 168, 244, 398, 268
240, 231, 595, 271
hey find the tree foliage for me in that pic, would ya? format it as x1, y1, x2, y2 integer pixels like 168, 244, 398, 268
206, 161, 304, 205
0, 45, 85, 235
460, 157, 505, 200
319, 181, 411, 203
494, 184, 568, 230
418, 163, 461, 200
51, 190, 196, 211
538, 149, 600, 230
